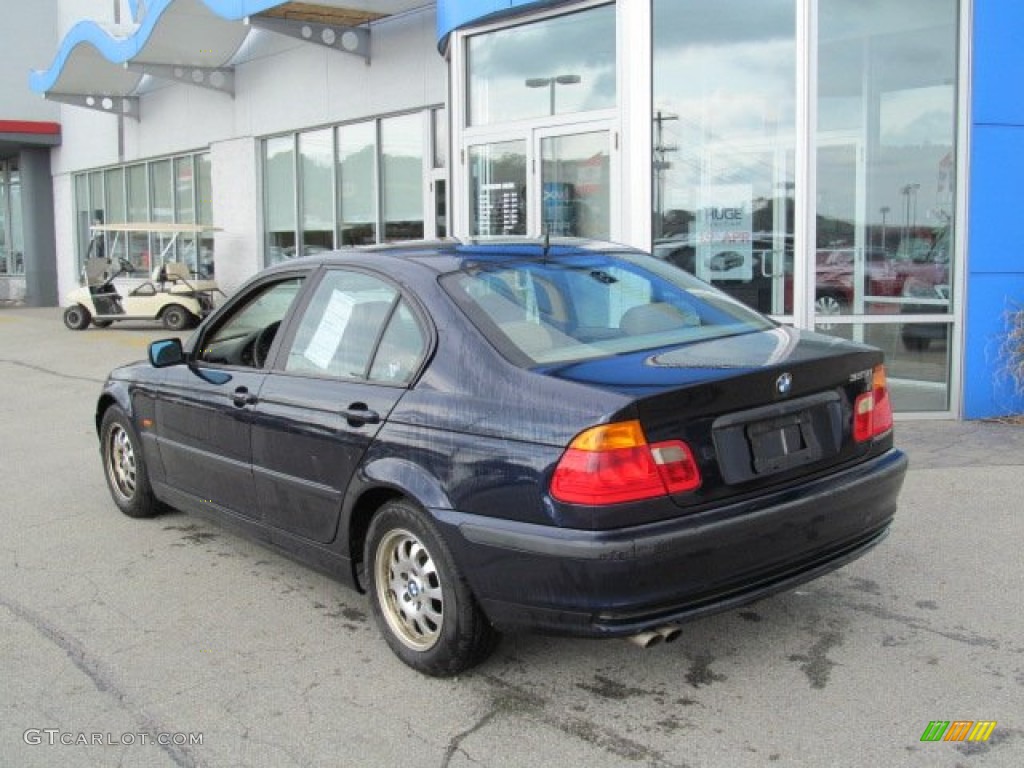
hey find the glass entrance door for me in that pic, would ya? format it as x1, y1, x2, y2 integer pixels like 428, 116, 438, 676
535, 128, 613, 241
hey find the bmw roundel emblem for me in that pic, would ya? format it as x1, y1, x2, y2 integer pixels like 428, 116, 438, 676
776, 373, 793, 396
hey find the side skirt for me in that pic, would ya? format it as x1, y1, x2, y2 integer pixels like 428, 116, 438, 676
152, 481, 358, 590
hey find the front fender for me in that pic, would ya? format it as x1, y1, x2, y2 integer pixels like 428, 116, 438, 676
95, 379, 134, 435
64, 286, 93, 310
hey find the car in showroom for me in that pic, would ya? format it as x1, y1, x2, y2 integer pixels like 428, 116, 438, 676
814, 246, 904, 317
896, 228, 951, 351
95, 239, 907, 676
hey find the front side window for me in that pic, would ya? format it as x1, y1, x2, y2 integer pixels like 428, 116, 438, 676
197, 278, 305, 368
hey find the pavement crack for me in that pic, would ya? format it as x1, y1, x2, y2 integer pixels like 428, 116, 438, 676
441, 707, 501, 768
0, 358, 105, 384
0, 594, 201, 768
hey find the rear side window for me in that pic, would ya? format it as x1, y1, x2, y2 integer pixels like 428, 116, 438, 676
284, 270, 426, 383
442, 251, 774, 365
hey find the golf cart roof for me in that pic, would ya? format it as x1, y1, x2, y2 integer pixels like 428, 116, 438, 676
89, 223, 221, 234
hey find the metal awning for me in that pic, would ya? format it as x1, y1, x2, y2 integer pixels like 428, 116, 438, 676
29, 1, 423, 120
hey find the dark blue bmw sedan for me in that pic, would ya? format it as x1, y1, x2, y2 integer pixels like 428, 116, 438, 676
96, 239, 907, 676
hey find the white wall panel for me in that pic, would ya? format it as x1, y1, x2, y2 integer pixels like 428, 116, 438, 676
52, 172, 77, 303
210, 136, 261, 295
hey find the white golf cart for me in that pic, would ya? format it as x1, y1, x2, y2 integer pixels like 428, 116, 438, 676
63, 223, 222, 331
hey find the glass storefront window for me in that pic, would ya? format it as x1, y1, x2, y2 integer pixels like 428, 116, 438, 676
652, 0, 796, 316
0, 164, 25, 276
299, 128, 335, 256
10, 173, 22, 273
815, 0, 957, 324
432, 108, 447, 169
468, 141, 527, 237
104, 168, 127, 264
815, 320, 952, 411
467, 4, 616, 127
126, 164, 150, 271
73, 151, 214, 275
74, 174, 90, 268
337, 121, 377, 246
0, 178, 7, 274
265, 135, 297, 264
196, 153, 214, 276
381, 113, 425, 241
149, 159, 175, 270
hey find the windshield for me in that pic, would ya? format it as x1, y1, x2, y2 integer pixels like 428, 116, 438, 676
443, 251, 775, 366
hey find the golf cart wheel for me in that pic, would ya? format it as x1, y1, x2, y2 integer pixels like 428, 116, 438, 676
63, 304, 91, 330
162, 304, 193, 331
92, 319, 113, 328
365, 500, 499, 676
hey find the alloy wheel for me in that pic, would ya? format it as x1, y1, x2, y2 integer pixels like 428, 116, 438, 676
374, 528, 444, 651
106, 423, 137, 502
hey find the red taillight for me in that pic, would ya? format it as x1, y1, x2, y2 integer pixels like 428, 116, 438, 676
550, 420, 701, 505
853, 365, 894, 442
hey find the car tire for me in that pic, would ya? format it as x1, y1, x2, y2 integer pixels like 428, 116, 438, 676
365, 500, 499, 676
92, 319, 113, 328
100, 406, 161, 519
162, 304, 193, 331
63, 304, 91, 330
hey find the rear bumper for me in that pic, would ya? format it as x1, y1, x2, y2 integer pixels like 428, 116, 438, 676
432, 448, 907, 637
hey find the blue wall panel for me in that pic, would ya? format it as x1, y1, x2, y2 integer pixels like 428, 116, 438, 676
437, 0, 564, 44
965, 1, 1024, 417
973, 0, 1024, 125
963, 275, 1024, 418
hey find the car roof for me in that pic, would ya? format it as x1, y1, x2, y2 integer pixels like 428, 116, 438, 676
263, 238, 645, 278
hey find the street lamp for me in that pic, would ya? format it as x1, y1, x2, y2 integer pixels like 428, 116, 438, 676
900, 183, 921, 253
525, 74, 581, 116
879, 206, 890, 251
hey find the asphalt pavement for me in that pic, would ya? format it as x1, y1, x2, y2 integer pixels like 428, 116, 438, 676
1, 306, 1021, 767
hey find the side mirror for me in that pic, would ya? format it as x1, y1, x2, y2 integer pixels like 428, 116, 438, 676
149, 338, 185, 368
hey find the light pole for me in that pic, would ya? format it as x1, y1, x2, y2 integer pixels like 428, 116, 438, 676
879, 206, 890, 251
525, 74, 581, 116
900, 183, 920, 252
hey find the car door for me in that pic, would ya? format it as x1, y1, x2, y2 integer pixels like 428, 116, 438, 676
251, 268, 429, 543
154, 275, 306, 518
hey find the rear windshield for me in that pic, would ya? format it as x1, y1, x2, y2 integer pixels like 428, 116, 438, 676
442, 251, 775, 366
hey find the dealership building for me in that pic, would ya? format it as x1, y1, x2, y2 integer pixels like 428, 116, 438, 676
4, 0, 1023, 418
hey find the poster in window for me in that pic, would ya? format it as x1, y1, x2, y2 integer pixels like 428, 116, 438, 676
695, 184, 753, 282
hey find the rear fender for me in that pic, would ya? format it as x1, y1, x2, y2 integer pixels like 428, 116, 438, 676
354, 456, 453, 512
339, 457, 453, 589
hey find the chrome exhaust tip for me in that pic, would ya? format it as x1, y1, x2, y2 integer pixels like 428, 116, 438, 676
657, 624, 682, 643
627, 630, 664, 649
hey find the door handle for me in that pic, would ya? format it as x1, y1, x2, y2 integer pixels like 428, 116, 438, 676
341, 403, 380, 426
232, 386, 258, 407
